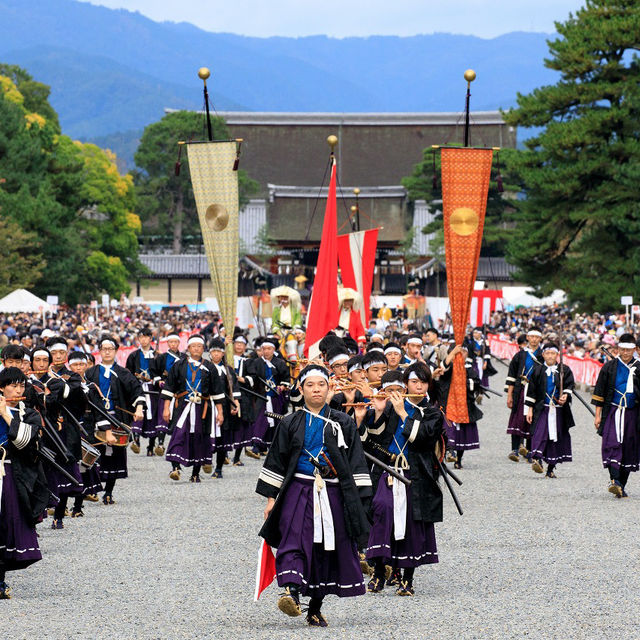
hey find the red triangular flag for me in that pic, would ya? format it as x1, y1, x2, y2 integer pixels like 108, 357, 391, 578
254, 538, 276, 601
304, 160, 339, 358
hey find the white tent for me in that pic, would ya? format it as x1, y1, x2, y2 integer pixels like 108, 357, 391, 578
0, 289, 51, 313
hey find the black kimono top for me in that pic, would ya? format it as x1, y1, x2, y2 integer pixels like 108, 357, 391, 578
256, 405, 372, 548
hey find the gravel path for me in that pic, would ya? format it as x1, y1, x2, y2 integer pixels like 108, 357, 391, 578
6, 379, 640, 639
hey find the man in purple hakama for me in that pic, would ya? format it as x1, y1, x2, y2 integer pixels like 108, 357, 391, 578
525, 343, 575, 478
0, 367, 49, 599
440, 345, 483, 470
505, 328, 543, 462
592, 333, 640, 498
163, 334, 219, 483
256, 364, 372, 627
361, 363, 445, 596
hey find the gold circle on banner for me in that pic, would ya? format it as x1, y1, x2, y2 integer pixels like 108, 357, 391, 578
205, 203, 229, 231
450, 207, 479, 236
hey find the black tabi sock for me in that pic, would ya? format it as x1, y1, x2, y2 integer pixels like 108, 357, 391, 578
148, 437, 156, 450
609, 467, 620, 482
456, 450, 464, 462
0, 569, 5, 583
620, 469, 630, 488
73, 496, 84, 511
104, 478, 116, 495
233, 447, 242, 463
511, 435, 521, 451
216, 450, 226, 469
308, 596, 323, 615
547, 463, 556, 474
192, 464, 201, 477
54, 496, 68, 520
403, 567, 415, 584
373, 559, 386, 579
172, 462, 181, 471
525, 437, 532, 451
285, 582, 300, 598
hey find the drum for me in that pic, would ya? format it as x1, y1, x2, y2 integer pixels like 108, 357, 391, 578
95, 428, 130, 447
80, 439, 101, 469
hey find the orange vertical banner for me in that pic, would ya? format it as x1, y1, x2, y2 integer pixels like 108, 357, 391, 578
441, 147, 493, 423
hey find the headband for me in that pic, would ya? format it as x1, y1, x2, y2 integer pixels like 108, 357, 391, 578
23, 353, 31, 361
363, 359, 385, 370
187, 336, 205, 345
408, 371, 423, 381
299, 368, 329, 385
328, 354, 349, 366
527, 330, 542, 337
382, 380, 406, 390
32, 349, 50, 359
384, 347, 402, 355
167, 334, 180, 341
618, 342, 636, 349
100, 340, 116, 349
209, 346, 225, 352
49, 342, 68, 352
371, 333, 384, 341
543, 347, 559, 353
407, 338, 423, 346
233, 336, 247, 344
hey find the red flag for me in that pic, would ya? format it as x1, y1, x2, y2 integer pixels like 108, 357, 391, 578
337, 228, 378, 328
254, 538, 276, 601
305, 160, 339, 357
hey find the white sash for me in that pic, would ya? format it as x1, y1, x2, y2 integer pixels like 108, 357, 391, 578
313, 476, 335, 551
392, 469, 407, 541
614, 358, 635, 444
546, 365, 558, 442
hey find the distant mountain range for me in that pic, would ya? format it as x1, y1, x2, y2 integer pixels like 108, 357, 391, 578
0, 0, 559, 169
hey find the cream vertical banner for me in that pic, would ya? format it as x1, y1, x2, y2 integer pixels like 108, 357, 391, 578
186, 141, 239, 337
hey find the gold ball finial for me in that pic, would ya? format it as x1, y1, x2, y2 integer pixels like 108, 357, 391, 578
353, 188, 360, 196
198, 67, 211, 81
350, 205, 358, 213
327, 135, 338, 151
464, 69, 476, 83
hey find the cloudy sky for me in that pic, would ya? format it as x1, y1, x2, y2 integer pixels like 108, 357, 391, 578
81, 0, 585, 38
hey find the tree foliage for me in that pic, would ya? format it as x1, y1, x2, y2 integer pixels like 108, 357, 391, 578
502, 0, 640, 310
134, 110, 259, 253
0, 66, 142, 303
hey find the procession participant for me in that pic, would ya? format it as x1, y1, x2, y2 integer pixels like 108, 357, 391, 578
271, 286, 302, 334
402, 334, 424, 366
0, 367, 49, 600
34, 340, 85, 528
505, 328, 543, 462
361, 351, 388, 395
337, 288, 366, 345
256, 363, 372, 627
246, 337, 290, 459
362, 362, 444, 596
384, 342, 404, 372
154, 332, 183, 454
206, 338, 240, 479
293, 326, 306, 359
1, 345, 24, 372
525, 343, 574, 478
162, 334, 218, 483
439, 345, 482, 469
467, 327, 497, 389
327, 348, 364, 416
85, 336, 145, 504
423, 328, 447, 370
231, 333, 255, 466
592, 333, 640, 498
125, 328, 162, 456
20, 350, 31, 376
67, 351, 102, 509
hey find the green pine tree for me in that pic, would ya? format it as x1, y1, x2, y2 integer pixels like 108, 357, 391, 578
503, 0, 640, 309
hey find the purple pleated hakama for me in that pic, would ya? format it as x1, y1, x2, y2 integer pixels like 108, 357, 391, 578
601, 407, 639, 471
507, 390, 529, 437
447, 422, 480, 451
130, 391, 161, 438
97, 443, 128, 480
0, 463, 42, 571
45, 460, 84, 499
165, 402, 212, 467
366, 470, 438, 569
251, 394, 286, 448
81, 463, 103, 495
275, 477, 366, 598
530, 406, 572, 465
